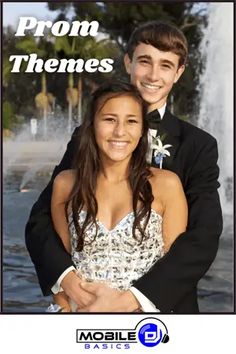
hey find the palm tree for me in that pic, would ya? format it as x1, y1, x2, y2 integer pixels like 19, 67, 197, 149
55, 36, 79, 132
55, 33, 119, 132
16, 35, 55, 139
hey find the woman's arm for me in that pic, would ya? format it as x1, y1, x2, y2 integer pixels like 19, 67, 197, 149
151, 169, 188, 253
162, 172, 188, 252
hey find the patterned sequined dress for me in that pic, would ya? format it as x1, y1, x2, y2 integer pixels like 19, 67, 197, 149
69, 209, 164, 291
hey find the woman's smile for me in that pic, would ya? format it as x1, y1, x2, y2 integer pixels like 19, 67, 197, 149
94, 94, 143, 164
108, 140, 130, 149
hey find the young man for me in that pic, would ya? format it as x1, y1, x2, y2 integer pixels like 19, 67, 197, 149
25, 21, 222, 313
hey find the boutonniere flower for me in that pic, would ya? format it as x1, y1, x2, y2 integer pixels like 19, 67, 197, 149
147, 129, 172, 169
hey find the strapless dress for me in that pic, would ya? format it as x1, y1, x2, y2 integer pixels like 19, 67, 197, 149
69, 209, 164, 291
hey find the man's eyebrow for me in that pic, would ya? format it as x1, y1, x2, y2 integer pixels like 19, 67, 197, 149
137, 55, 176, 68
137, 54, 152, 60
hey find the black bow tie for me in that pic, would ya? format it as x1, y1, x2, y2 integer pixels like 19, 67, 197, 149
147, 109, 161, 130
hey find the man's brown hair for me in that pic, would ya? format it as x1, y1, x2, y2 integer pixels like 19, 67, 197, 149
126, 21, 188, 67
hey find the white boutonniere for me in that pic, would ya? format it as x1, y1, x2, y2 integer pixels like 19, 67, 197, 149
147, 129, 172, 168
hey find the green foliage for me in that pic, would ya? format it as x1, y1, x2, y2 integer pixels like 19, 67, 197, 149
3, 56, 12, 86
16, 34, 54, 58
16, 36, 44, 56
3, 101, 14, 129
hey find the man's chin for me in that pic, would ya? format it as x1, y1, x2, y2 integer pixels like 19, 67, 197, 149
139, 91, 159, 103
143, 97, 163, 109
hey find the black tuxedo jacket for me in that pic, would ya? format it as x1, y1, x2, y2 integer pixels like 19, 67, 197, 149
25, 109, 223, 313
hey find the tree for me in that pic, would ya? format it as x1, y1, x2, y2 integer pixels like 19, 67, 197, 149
3, 26, 38, 129
16, 35, 55, 138
3, 101, 14, 130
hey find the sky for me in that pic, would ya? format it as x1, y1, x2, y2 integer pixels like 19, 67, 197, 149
3, 2, 63, 28
3, 2, 209, 29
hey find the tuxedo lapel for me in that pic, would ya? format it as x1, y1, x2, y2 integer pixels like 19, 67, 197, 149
157, 109, 181, 169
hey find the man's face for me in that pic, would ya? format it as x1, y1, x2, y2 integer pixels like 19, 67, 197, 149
124, 43, 185, 112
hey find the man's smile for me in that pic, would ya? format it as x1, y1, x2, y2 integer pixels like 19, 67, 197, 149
141, 82, 162, 91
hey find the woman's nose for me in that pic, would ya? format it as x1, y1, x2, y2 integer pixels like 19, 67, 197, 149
113, 121, 126, 136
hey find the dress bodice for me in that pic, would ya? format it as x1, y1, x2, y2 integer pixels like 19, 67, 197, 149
69, 209, 164, 290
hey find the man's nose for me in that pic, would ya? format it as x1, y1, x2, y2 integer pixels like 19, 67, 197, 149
147, 65, 160, 82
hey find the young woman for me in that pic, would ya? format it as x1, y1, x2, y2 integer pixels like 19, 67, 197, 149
50, 81, 188, 312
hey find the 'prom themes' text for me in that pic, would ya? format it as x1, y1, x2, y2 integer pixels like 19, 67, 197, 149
9, 17, 114, 73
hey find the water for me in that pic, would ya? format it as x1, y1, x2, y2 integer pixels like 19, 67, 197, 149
196, 3, 234, 312
3, 117, 71, 312
2, 172, 233, 313
3, 174, 54, 312
198, 3, 233, 215
198, 216, 233, 312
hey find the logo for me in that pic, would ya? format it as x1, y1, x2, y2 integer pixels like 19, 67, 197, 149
137, 318, 169, 347
76, 317, 169, 350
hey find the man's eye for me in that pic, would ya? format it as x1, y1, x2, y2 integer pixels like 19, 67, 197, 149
140, 59, 149, 64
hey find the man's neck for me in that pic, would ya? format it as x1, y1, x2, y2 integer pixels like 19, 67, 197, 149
148, 103, 167, 119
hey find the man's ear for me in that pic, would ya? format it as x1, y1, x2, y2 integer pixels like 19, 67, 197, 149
174, 65, 185, 83
124, 53, 132, 74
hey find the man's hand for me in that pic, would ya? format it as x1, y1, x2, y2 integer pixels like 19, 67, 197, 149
77, 282, 141, 312
61, 271, 95, 308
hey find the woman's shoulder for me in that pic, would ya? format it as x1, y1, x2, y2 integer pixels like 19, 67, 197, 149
53, 169, 76, 188
149, 167, 183, 193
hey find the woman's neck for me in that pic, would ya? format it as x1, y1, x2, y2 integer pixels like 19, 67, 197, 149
99, 160, 130, 183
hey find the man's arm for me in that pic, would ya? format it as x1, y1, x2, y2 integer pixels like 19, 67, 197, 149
25, 128, 80, 295
133, 136, 223, 312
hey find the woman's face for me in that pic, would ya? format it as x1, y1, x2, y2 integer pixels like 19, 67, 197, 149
94, 94, 143, 165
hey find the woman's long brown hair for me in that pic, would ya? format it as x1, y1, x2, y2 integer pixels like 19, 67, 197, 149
66, 81, 154, 251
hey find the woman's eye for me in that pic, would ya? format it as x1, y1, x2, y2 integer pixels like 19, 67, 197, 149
128, 119, 138, 124
104, 117, 115, 122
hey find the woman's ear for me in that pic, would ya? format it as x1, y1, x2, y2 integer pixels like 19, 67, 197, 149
124, 53, 132, 75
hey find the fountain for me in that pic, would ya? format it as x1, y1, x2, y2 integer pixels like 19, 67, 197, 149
198, 2, 233, 215
3, 115, 72, 191
3, 114, 74, 312
197, 2, 233, 312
